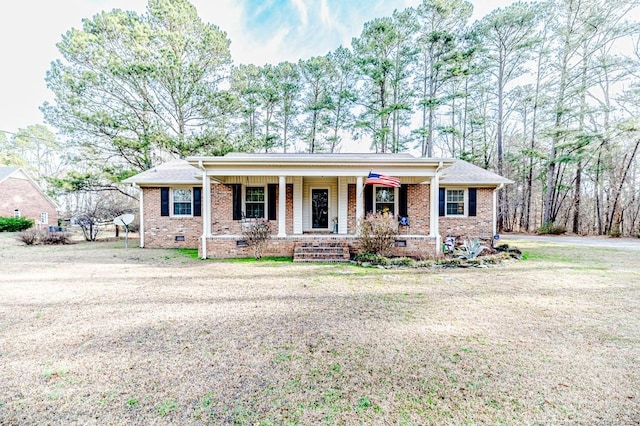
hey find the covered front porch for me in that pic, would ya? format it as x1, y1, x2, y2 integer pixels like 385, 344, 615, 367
188, 153, 453, 260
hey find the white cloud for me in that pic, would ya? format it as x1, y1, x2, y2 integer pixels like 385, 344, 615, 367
291, 0, 309, 27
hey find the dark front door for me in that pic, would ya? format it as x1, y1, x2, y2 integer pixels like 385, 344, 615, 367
312, 188, 329, 229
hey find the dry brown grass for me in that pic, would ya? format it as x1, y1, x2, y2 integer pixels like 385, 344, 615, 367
1, 233, 639, 425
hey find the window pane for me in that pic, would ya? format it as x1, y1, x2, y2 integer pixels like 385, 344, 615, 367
376, 203, 395, 214
173, 189, 192, 203
174, 202, 192, 215
172, 189, 192, 215
375, 187, 394, 203
446, 190, 464, 216
246, 203, 264, 218
447, 190, 464, 202
245, 187, 265, 218
246, 187, 264, 202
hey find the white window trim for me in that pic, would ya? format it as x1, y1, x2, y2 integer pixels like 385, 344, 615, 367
310, 187, 331, 230
41, 212, 49, 225
170, 187, 194, 217
373, 185, 398, 215
445, 188, 467, 217
243, 185, 267, 219
14, 209, 21, 218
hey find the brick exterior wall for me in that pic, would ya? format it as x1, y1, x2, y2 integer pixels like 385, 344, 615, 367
142, 182, 495, 259
142, 187, 202, 248
439, 188, 494, 239
0, 177, 58, 228
406, 184, 430, 235
347, 184, 356, 234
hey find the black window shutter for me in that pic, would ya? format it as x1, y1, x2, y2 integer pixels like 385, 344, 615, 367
438, 188, 445, 217
267, 184, 277, 221
231, 184, 242, 220
364, 185, 373, 214
468, 188, 477, 217
193, 187, 202, 217
160, 187, 170, 216
399, 184, 408, 217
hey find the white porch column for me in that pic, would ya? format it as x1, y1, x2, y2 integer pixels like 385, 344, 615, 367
278, 175, 287, 237
430, 173, 441, 255
293, 177, 302, 234
201, 172, 211, 259
338, 177, 348, 234
356, 176, 364, 228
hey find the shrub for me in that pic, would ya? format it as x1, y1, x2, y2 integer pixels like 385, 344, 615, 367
353, 252, 389, 266
242, 219, 272, 260
42, 232, 72, 245
455, 237, 485, 260
17, 229, 43, 245
0, 216, 34, 232
536, 221, 566, 235
356, 212, 398, 256
17, 229, 72, 245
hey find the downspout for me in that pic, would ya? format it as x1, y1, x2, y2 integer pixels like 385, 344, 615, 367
430, 161, 444, 256
493, 183, 504, 239
198, 160, 208, 260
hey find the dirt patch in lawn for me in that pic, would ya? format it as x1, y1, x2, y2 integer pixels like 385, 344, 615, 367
1, 233, 639, 424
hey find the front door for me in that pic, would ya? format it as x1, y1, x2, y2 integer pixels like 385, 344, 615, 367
311, 188, 329, 229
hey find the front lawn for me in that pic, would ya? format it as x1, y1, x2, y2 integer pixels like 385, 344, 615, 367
0, 234, 638, 424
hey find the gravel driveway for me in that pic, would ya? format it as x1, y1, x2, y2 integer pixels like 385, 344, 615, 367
499, 233, 640, 251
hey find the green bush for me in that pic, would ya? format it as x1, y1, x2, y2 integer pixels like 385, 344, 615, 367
536, 221, 566, 235
0, 216, 34, 232
353, 251, 389, 266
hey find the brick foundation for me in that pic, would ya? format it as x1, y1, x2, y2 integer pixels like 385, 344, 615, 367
203, 235, 437, 259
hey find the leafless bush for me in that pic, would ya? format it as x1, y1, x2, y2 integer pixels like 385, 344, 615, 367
41, 232, 72, 245
17, 229, 43, 245
357, 212, 399, 256
242, 219, 272, 260
17, 229, 72, 245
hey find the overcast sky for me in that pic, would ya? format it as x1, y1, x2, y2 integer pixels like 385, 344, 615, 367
0, 0, 516, 136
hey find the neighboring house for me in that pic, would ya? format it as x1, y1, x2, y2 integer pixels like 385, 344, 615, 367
123, 153, 512, 260
0, 167, 59, 228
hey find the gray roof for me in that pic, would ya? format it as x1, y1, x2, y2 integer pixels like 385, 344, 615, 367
122, 159, 201, 185
0, 166, 20, 183
123, 156, 511, 187
441, 160, 513, 185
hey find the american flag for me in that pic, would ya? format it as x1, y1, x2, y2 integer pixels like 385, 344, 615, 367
365, 171, 401, 188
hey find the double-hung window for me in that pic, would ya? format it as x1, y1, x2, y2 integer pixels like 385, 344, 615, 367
374, 186, 396, 214
446, 189, 465, 216
41, 212, 49, 224
245, 187, 265, 218
172, 188, 192, 216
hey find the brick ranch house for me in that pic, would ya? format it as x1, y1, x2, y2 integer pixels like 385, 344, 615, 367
0, 167, 59, 228
123, 153, 512, 260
